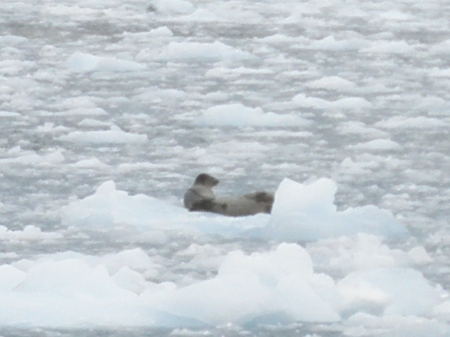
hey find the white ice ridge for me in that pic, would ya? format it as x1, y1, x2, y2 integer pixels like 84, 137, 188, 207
0, 244, 446, 328
61, 177, 408, 241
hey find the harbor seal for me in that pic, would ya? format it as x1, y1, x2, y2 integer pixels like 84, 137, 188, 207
184, 173, 274, 217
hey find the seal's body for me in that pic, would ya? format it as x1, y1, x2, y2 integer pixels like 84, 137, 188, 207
214, 192, 274, 216
184, 173, 273, 217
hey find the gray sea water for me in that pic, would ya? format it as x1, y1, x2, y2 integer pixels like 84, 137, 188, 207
1, 0, 450, 336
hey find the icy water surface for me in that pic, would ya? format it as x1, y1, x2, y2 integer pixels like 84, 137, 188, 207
1, 0, 450, 336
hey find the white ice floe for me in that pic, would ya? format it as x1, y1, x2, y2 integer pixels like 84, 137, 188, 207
61, 177, 407, 242
348, 139, 402, 152
40, 4, 99, 18
260, 178, 408, 241
292, 94, 372, 110
0, 110, 21, 117
144, 243, 341, 325
61, 180, 185, 231
194, 103, 310, 127
71, 158, 110, 170
337, 121, 388, 138
0, 148, 65, 166
308, 35, 371, 51
0, 225, 62, 242
376, 116, 448, 129
59, 126, 148, 144
430, 39, 450, 55
0, 242, 445, 328
66, 52, 146, 73
0, 35, 29, 46
156, 41, 255, 62
306, 76, 357, 91
338, 267, 443, 317
307, 234, 432, 275
360, 40, 418, 55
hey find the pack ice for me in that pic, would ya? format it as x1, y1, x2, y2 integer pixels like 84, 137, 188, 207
2, 177, 448, 332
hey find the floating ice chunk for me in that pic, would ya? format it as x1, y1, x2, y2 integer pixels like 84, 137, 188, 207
434, 301, 450, 321
146, 243, 340, 325
337, 121, 388, 138
408, 246, 432, 265
430, 39, 450, 55
58, 96, 100, 110
112, 266, 148, 294
60, 178, 259, 239
185, 8, 221, 22
346, 314, 450, 337
41, 4, 98, 17
157, 41, 255, 62
219, 243, 314, 279
376, 116, 448, 129
102, 248, 158, 276
63, 107, 108, 116
308, 234, 431, 275
61, 180, 185, 230
0, 110, 20, 117
0, 242, 445, 328
0, 249, 201, 327
206, 66, 275, 78
78, 119, 112, 127
261, 178, 407, 241
72, 158, 109, 169
349, 139, 401, 151
149, 26, 174, 37
133, 88, 188, 104
306, 76, 357, 90
332, 97, 372, 110
361, 40, 417, 55
0, 225, 63, 242
339, 157, 374, 175
194, 103, 310, 127
0, 149, 65, 166
66, 52, 146, 73
36, 122, 69, 133
292, 94, 372, 110
61, 177, 408, 243
59, 126, 147, 144
379, 9, 413, 21
7, 260, 143, 327
292, 94, 331, 109
0, 35, 28, 46
308, 35, 370, 51
16, 259, 125, 297
338, 267, 443, 317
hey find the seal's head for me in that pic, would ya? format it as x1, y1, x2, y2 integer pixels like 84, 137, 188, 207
194, 173, 219, 187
